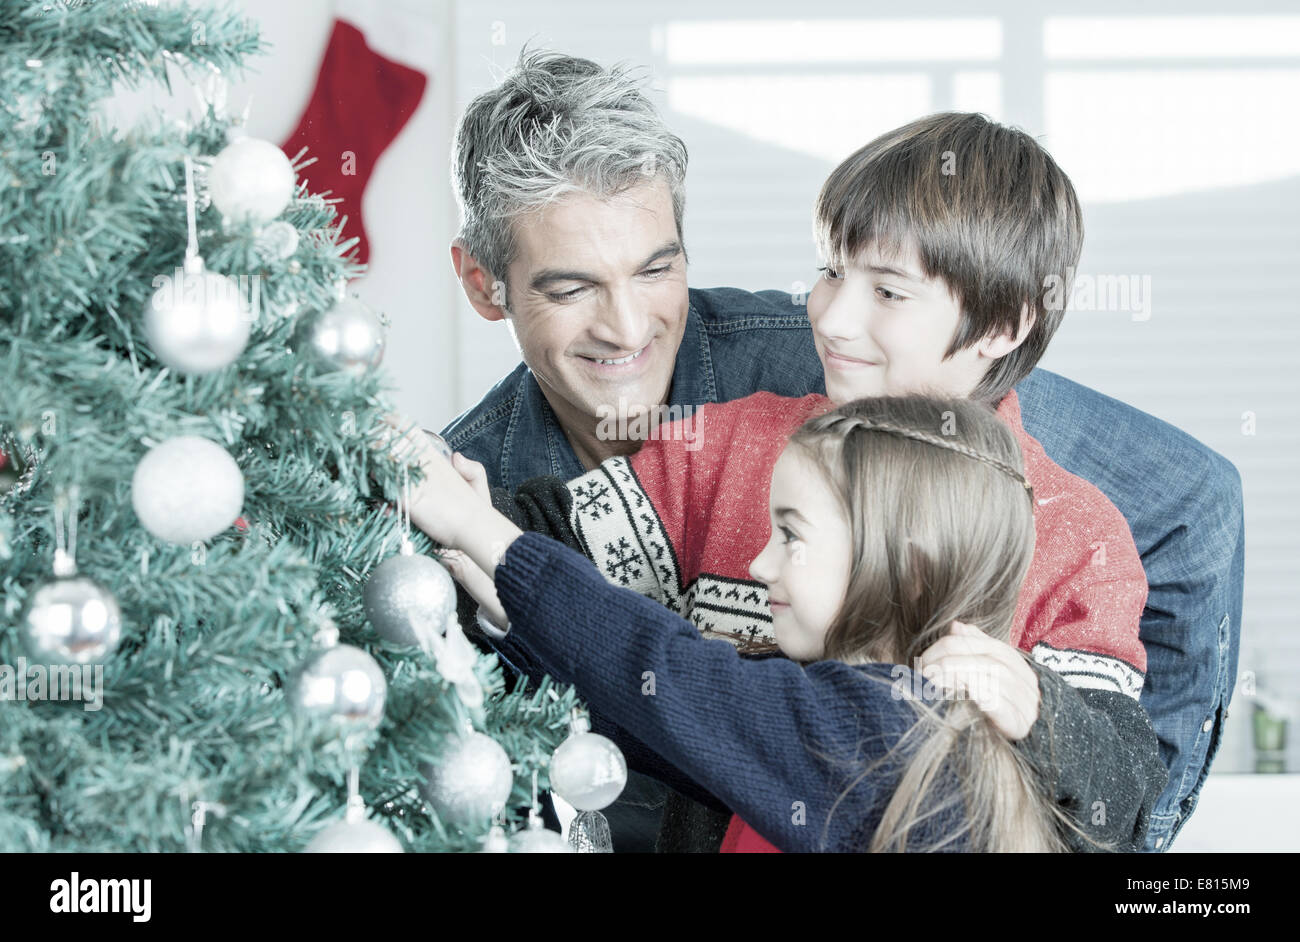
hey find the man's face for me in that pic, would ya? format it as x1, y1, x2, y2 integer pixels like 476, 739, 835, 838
502, 179, 689, 428
806, 241, 988, 405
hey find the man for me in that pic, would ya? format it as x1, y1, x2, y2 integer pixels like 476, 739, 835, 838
439, 49, 1244, 853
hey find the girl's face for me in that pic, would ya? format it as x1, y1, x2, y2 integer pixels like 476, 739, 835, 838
806, 241, 1015, 406
748, 445, 853, 662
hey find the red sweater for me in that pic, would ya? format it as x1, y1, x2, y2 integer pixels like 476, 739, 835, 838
564, 390, 1148, 852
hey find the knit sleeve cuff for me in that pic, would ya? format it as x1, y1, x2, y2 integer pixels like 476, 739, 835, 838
488, 532, 572, 684
1017, 661, 1072, 794
475, 606, 509, 642
494, 531, 554, 627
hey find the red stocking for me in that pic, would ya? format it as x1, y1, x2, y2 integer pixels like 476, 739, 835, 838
282, 18, 427, 266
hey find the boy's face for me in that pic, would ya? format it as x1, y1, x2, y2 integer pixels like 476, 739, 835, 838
807, 241, 1007, 406
748, 445, 852, 662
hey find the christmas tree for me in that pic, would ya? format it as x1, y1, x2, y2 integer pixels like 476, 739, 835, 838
0, 0, 587, 852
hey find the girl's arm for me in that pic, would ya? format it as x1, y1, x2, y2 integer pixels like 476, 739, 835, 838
490, 529, 960, 853
392, 426, 950, 850
470, 574, 733, 816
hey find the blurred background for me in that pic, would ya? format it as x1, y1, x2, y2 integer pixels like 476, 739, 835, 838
110, 0, 1299, 850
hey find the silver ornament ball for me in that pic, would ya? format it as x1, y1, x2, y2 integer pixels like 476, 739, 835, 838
304, 816, 403, 853
20, 575, 123, 666
131, 436, 244, 544
208, 137, 296, 225
550, 731, 628, 811
144, 263, 251, 374
362, 551, 456, 648
305, 297, 386, 374
289, 643, 387, 733
509, 818, 573, 854
420, 732, 514, 828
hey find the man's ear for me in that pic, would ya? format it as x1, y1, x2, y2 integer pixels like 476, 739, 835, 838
977, 302, 1036, 360
450, 240, 508, 322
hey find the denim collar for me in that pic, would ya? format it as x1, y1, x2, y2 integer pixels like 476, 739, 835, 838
500, 301, 717, 491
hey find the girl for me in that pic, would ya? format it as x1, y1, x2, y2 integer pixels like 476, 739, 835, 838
400, 394, 1127, 852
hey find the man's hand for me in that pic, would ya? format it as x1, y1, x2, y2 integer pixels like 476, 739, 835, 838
916, 621, 1041, 741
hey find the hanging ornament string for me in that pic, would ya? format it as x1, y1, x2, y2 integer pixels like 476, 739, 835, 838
51, 484, 79, 577
180, 783, 228, 854
399, 460, 413, 556
304, 762, 404, 853
143, 152, 250, 375
186, 799, 226, 854
344, 764, 363, 822
22, 485, 122, 666
183, 154, 201, 273
187, 802, 205, 853
508, 768, 571, 853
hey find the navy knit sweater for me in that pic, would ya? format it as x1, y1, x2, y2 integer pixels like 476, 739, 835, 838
493, 531, 1166, 853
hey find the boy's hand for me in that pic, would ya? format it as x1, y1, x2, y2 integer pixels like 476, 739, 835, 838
916, 622, 1041, 740
437, 548, 509, 632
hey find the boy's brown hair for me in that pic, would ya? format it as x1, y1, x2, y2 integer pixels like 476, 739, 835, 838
814, 111, 1083, 407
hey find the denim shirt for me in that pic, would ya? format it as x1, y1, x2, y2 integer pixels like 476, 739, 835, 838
1014, 371, 1245, 851
441, 285, 1245, 853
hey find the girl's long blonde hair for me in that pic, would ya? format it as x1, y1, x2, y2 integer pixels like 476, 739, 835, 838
788, 394, 1096, 852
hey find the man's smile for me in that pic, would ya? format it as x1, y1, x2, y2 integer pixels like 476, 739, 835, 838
577, 341, 653, 374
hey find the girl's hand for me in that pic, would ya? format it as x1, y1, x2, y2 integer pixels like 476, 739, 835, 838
379, 413, 483, 548
450, 451, 491, 502
379, 413, 524, 591
916, 622, 1042, 741
433, 452, 510, 630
